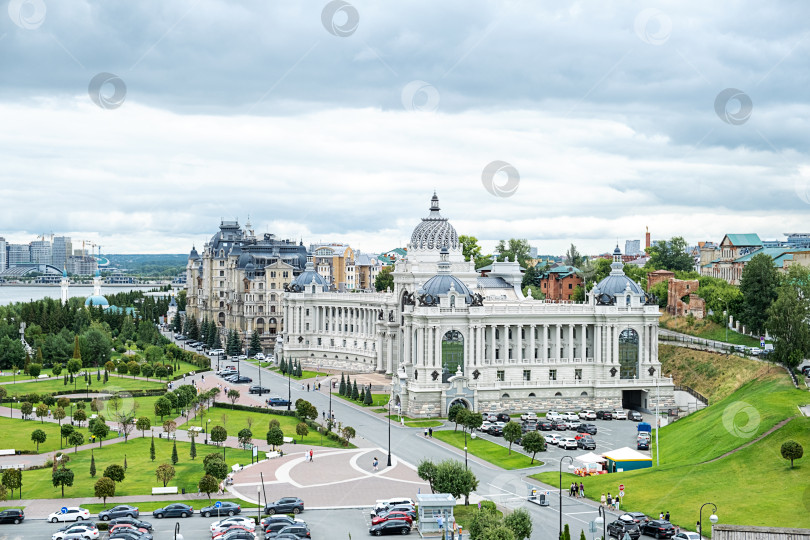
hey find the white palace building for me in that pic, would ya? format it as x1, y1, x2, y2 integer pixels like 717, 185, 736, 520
281, 194, 675, 417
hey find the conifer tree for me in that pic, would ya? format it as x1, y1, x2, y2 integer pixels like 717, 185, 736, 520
90, 452, 96, 477
351, 380, 359, 400
150, 436, 156, 461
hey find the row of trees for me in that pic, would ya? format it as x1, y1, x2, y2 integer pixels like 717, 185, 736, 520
337, 373, 374, 405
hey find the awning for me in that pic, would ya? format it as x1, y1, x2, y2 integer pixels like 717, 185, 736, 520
576, 452, 606, 464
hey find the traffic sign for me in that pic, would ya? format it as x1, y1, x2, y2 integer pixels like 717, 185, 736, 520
619, 484, 624, 492
760, 337, 765, 347
61, 507, 68, 514
215, 501, 222, 508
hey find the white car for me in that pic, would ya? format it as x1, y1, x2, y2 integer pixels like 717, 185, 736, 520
211, 516, 256, 533
579, 410, 597, 420
562, 412, 579, 421
520, 412, 538, 422
237, 354, 247, 360
559, 437, 578, 450
49, 508, 91, 523
638, 432, 651, 441
255, 353, 265, 360
546, 412, 563, 421
210, 348, 225, 355
479, 421, 493, 432
52, 526, 99, 540
567, 420, 582, 430
374, 497, 415, 514
613, 409, 628, 420
545, 433, 560, 445
492, 421, 506, 430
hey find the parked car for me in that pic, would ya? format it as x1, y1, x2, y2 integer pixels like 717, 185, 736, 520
578, 410, 597, 420
596, 411, 613, 420
264, 497, 304, 515
108, 517, 152, 531
52, 525, 100, 540
613, 410, 628, 420
49, 508, 91, 523
496, 413, 511, 422
628, 411, 643, 422
369, 520, 412, 536
544, 433, 560, 445
607, 519, 640, 540
638, 431, 651, 441
551, 420, 568, 431
0, 509, 24, 524
673, 533, 701, 540
641, 520, 676, 539
619, 512, 650, 524
377, 505, 416, 520
265, 519, 307, 535
546, 411, 563, 421
374, 498, 415, 514
210, 348, 225, 355
265, 523, 311, 538
108, 530, 153, 540
538, 421, 553, 431
483, 413, 497, 422
577, 436, 596, 450
217, 370, 238, 377
522, 421, 538, 433
211, 517, 254, 533
230, 376, 253, 384
109, 524, 150, 537
200, 501, 241, 518
479, 421, 493, 433
567, 420, 582, 430
559, 437, 578, 450
255, 353, 266, 360
267, 397, 291, 407
520, 412, 538, 422
261, 515, 300, 529
576, 424, 597, 435
249, 385, 270, 395
637, 438, 650, 450
212, 526, 254, 540
371, 511, 414, 526
98, 505, 139, 521
151, 504, 193, 519
562, 412, 579, 421
488, 426, 503, 437
56, 523, 97, 533
237, 355, 248, 360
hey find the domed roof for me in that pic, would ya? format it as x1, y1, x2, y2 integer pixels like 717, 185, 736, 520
410, 193, 459, 251
85, 295, 109, 307
188, 245, 200, 261
238, 252, 253, 268
594, 245, 644, 299
418, 274, 472, 304
289, 260, 328, 292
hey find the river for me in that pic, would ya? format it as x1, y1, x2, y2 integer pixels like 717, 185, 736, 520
0, 285, 173, 306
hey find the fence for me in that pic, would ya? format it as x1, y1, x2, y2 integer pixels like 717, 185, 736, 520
674, 385, 709, 406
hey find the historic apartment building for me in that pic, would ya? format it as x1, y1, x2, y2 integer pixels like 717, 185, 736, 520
280, 193, 674, 417
536, 265, 583, 301
700, 233, 810, 285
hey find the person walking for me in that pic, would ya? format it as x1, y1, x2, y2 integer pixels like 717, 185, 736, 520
579, 482, 585, 498
309, 449, 314, 462
373, 457, 379, 471
600, 493, 606, 506
660, 512, 664, 520
429, 428, 433, 438
665, 511, 670, 522
424, 428, 428, 438
606, 493, 612, 509
400, 417, 405, 427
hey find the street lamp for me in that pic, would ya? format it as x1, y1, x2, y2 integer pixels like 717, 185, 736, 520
559, 455, 575, 539
698, 503, 718, 539
595, 506, 607, 540
386, 395, 392, 467
205, 419, 211, 445
86, 382, 89, 398
257, 485, 261, 524
328, 378, 333, 426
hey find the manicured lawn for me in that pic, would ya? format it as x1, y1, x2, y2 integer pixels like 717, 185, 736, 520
97, 396, 165, 425
0, 366, 63, 383
3, 376, 165, 397
180, 406, 345, 449
433, 430, 544, 469
82, 498, 246, 513
385, 415, 443, 428
0, 416, 71, 453
20, 437, 254, 499
659, 314, 765, 347
334, 392, 388, 408
269, 368, 328, 381
658, 344, 770, 403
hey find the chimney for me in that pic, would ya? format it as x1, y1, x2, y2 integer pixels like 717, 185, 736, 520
645, 226, 651, 250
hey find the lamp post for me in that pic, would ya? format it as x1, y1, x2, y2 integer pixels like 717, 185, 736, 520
257, 485, 261, 524
386, 395, 392, 467
328, 378, 333, 426
463, 422, 468, 469
595, 506, 607, 540
205, 418, 210, 445
698, 503, 718, 539
86, 382, 89, 398
559, 455, 575, 539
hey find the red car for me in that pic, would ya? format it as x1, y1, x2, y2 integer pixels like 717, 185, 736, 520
212, 525, 253, 539
371, 511, 413, 526
110, 524, 149, 535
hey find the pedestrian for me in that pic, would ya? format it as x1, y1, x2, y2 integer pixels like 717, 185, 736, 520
568, 483, 573, 497
400, 417, 405, 427
307, 383, 310, 392
607, 493, 612, 509
424, 428, 428, 438
373, 457, 379, 471
309, 449, 313, 462
429, 427, 433, 437
202, 375, 205, 383
660, 512, 664, 520
665, 511, 670, 522
579, 482, 585, 498
322, 411, 326, 420
437, 515, 444, 531
600, 493, 606, 506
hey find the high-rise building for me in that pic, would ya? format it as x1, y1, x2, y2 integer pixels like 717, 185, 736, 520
52, 236, 72, 269
0, 237, 6, 270
7, 244, 30, 265
625, 240, 641, 256
30, 240, 52, 265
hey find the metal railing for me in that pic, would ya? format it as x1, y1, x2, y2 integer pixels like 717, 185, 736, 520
674, 384, 709, 406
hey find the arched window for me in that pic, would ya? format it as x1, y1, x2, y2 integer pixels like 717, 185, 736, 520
528, 392, 536, 397
502, 393, 510, 398
554, 392, 562, 397
580, 391, 588, 396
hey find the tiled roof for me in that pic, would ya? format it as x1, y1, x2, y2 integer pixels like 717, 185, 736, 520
725, 233, 762, 246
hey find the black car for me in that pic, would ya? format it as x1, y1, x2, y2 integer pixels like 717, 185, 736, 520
230, 376, 253, 384
538, 421, 553, 431
219, 530, 255, 540
607, 519, 640, 540
249, 385, 271, 395
637, 438, 650, 450
262, 516, 298, 529
109, 517, 152, 531
264, 497, 304, 515
266, 523, 311, 538
200, 501, 241, 517
620, 512, 650, 524
98, 505, 140, 521
628, 411, 643, 422
265, 519, 305, 534
496, 413, 511, 422
152, 503, 193, 519
641, 520, 676, 539
488, 426, 503, 437
369, 519, 411, 536
522, 422, 537, 433
577, 436, 596, 450
596, 411, 613, 420
576, 423, 597, 434
267, 397, 291, 407
551, 420, 567, 431
0, 509, 24, 524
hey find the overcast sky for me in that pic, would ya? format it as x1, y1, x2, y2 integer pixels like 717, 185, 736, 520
1, 0, 808, 256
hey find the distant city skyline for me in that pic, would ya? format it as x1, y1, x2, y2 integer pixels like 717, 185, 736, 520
2, 2, 808, 255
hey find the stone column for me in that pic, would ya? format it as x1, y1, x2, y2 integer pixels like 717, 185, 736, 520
567, 324, 574, 360
502, 324, 509, 363
595, 323, 601, 363
613, 325, 619, 363
386, 332, 393, 373
555, 324, 561, 360
529, 324, 536, 362
376, 331, 383, 370
542, 324, 549, 361
463, 327, 470, 371
516, 324, 523, 363
581, 323, 587, 360
435, 326, 442, 368
490, 325, 496, 365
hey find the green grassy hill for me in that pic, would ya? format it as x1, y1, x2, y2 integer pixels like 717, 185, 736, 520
532, 372, 809, 534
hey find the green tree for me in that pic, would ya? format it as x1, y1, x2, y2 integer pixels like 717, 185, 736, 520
28, 363, 42, 378
31, 429, 47, 452
495, 238, 531, 267
432, 459, 478, 505
51, 362, 63, 376
94, 476, 115, 507
35, 403, 49, 423
781, 440, 803, 469
68, 431, 84, 453
136, 417, 151, 438
140, 364, 154, 381
211, 426, 227, 446
205, 458, 228, 480
448, 403, 465, 431
190, 435, 197, 460
172, 312, 183, 333
351, 380, 359, 400
238, 428, 253, 448
374, 266, 394, 292
156, 463, 176, 487
296, 422, 309, 441
60, 424, 74, 448
295, 399, 318, 421
504, 508, 533, 539
482, 526, 516, 540
104, 464, 125, 483
462, 411, 484, 434
358, 386, 366, 404
521, 431, 545, 464
127, 361, 140, 378
52, 467, 75, 497
20, 402, 33, 420
341, 425, 356, 446
198, 473, 219, 500
417, 459, 438, 493
150, 436, 156, 461
1, 469, 22, 498
116, 363, 128, 377
154, 397, 171, 420
227, 389, 240, 408
73, 408, 87, 426
738, 253, 779, 335
90, 452, 96, 477
469, 505, 502, 540
171, 440, 179, 465
564, 244, 583, 267
646, 236, 693, 272
339, 373, 346, 396
502, 421, 522, 454
53, 407, 66, 428
92, 418, 110, 447
767, 265, 810, 368
266, 427, 284, 450
154, 365, 169, 380
248, 330, 262, 357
